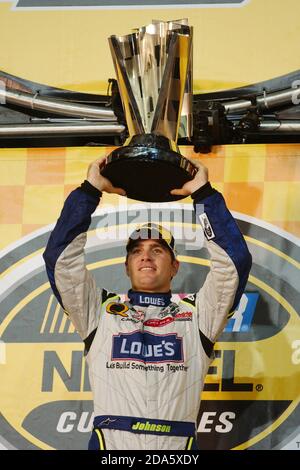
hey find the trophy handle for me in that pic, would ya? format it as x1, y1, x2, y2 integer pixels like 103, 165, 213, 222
151, 32, 192, 143
108, 35, 144, 136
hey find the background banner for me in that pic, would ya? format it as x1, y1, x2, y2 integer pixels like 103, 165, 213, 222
0, 144, 299, 450
0, 0, 299, 452
0, 0, 300, 93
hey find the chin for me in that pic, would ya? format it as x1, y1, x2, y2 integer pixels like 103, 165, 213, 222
138, 284, 156, 291
135, 281, 157, 291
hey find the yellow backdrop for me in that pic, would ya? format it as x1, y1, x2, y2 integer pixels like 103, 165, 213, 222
0, 0, 300, 93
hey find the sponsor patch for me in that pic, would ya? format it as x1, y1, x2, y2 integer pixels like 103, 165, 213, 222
182, 294, 197, 308
137, 294, 166, 306
112, 331, 184, 363
174, 311, 192, 321
132, 421, 171, 433
106, 302, 129, 317
159, 303, 181, 319
144, 317, 174, 327
144, 312, 192, 327
198, 213, 215, 240
121, 310, 145, 324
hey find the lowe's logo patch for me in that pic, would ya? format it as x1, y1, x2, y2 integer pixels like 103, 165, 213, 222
112, 331, 183, 363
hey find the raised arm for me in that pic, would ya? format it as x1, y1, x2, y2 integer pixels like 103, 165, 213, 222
192, 183, 252, 343
171, 159, 252, 344
43, 156, 126, 341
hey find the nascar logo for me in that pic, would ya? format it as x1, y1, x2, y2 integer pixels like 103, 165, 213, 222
112, 331, 184, 363
0, 205, 298, 450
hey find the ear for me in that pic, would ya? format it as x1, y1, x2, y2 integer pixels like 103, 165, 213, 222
125, 260, 130, 277
171, 259, 180, 278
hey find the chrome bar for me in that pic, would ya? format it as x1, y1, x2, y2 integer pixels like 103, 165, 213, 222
0, 87, 117, 120
0, 122, 125, 136
223, 99, 252, 113
223, 86, 300, 114
30, 117, 108, 122
257, 88, 300, 109
259, 120, 300, 132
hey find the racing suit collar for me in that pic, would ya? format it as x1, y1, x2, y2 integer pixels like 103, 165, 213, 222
128, 289, 172, 307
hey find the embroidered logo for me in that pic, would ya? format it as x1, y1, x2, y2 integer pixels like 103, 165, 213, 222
198, 213, 215, 240
106, 302, 129, 317
112, 331, 184, 363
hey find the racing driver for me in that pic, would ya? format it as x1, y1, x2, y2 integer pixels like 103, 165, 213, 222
43, 155, 252, 450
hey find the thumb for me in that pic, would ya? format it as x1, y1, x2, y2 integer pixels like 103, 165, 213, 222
99, 157, 107, 172
170, 188, 190, 196
111, 186, 127, 197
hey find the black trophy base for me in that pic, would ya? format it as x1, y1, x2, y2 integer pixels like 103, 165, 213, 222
101, 134, 197, 202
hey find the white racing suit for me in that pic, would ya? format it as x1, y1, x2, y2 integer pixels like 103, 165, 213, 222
43, 181, 252, 450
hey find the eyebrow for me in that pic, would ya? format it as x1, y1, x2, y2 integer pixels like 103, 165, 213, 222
131, 241, 166, 250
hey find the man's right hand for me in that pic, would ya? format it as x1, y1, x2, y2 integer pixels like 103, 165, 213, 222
87, 156, 126, 196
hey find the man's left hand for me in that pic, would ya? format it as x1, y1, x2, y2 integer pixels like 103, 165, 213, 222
170, 158, 208, 197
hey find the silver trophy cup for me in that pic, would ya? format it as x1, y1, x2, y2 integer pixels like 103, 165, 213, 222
102, 19, 197, 202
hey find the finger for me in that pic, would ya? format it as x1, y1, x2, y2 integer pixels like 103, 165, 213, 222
99, 158, 107, 172
90, 155, 107, 166
187, 156, 207, 171
90, 156, 108, 169
170, 188, 190, 196
189, 158, 203, 169
183, 154, 198, 165
110, 186, 127, 197
96, 154, 109, 163
189, 160, 209, 179
88, 156, 107, 172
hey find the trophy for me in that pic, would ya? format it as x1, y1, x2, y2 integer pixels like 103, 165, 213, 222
102, 19, 197, 202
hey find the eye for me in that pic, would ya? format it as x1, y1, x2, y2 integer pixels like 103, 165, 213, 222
153, 247, 163, 254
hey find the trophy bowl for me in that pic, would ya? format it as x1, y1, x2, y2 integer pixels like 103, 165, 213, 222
102, 20, 197, 202
102, 134, 197, 202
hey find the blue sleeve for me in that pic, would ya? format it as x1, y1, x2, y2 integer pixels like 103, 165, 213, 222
193, 183, 252, 313
43, 183, 101, 308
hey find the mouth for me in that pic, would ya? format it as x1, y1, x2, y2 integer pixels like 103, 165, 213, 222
139, 266, 156, 272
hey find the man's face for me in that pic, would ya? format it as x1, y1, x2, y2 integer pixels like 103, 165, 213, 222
126, 239, 179, 293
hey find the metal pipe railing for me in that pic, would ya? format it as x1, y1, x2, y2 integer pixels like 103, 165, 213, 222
0, 87, 117, 120
223, 87, 300, 114
259, 120, 300, 132
0, 122, 125, 136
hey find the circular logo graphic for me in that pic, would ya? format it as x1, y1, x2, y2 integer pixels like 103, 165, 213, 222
0, 206, 299, 449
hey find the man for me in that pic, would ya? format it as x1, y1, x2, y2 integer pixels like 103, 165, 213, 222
43, 155, 252, 450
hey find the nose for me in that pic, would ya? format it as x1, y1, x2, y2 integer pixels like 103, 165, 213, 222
140, 249, 152, 261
